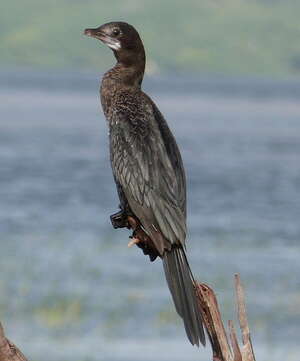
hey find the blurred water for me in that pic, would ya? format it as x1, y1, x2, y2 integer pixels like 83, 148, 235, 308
0, 70, 300, 361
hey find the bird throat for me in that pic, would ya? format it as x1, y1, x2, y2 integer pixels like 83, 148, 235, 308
113, 47, 146, 88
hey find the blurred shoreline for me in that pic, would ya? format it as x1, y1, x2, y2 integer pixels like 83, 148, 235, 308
2, 67, 300, 99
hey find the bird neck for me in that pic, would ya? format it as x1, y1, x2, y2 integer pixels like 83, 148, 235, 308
101, 49, 145, 117
112, 47, 146, 88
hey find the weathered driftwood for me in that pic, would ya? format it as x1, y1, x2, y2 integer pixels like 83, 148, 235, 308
196, 274, 256, 361
0, 274, 255, 361
0, 323, 27, 361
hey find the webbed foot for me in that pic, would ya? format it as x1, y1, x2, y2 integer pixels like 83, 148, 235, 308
110, 210, 129, 229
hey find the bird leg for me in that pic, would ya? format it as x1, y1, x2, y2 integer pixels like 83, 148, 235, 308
127, 215, 139, 231
126, 216, 143, 247
110, 211, 159, 261
127, 216, 159, 262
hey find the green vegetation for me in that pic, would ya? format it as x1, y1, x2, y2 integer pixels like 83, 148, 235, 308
1, 0, 300, 76
36, 299, 82, 327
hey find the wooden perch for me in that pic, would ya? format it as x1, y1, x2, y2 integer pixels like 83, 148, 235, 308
0, 323, 27, 361
0, 274, 255, 361
196, 274, 256, 361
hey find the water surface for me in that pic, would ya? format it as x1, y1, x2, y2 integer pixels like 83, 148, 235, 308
1, 70, 300, 361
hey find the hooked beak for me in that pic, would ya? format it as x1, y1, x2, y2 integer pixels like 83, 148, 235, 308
84, 28, 100, 38
84, 27, 121, 51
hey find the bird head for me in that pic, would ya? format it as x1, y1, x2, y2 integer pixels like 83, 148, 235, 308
84, 21, 146, 84
84, 21, 144, 56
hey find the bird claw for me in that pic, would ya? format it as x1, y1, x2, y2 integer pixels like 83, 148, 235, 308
127, 237, 140, 248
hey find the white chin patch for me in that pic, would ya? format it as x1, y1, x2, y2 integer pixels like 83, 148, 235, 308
108, 42, 121, 51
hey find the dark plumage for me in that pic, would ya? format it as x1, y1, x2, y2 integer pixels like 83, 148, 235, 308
84, 21, 205, 346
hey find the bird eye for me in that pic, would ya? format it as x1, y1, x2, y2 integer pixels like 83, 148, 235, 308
112, 28, 120, 36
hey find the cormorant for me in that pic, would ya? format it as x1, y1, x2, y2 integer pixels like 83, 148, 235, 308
84, 21, 205, 346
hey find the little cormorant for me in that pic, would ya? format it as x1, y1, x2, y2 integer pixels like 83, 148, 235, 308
84, 21, 205, 347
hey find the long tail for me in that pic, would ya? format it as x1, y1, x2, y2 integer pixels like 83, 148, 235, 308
162, 246, 205, 346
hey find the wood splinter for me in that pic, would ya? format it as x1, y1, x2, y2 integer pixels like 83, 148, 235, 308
196, 274, 256, 361
0, 323, 27, 361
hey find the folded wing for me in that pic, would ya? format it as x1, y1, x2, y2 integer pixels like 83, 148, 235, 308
110, 95, 186, 255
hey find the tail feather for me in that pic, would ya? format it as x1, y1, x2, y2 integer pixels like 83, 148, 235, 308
163, 247, 205, 346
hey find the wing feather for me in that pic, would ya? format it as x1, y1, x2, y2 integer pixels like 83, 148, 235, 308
110, 95, 186, 254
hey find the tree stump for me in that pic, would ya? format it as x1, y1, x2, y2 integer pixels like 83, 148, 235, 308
196, 274, 256, 361
0, 323, 27, 361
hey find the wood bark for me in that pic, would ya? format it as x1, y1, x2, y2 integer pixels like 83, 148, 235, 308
196, 274, 256, 361
0, 323, 27, 361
